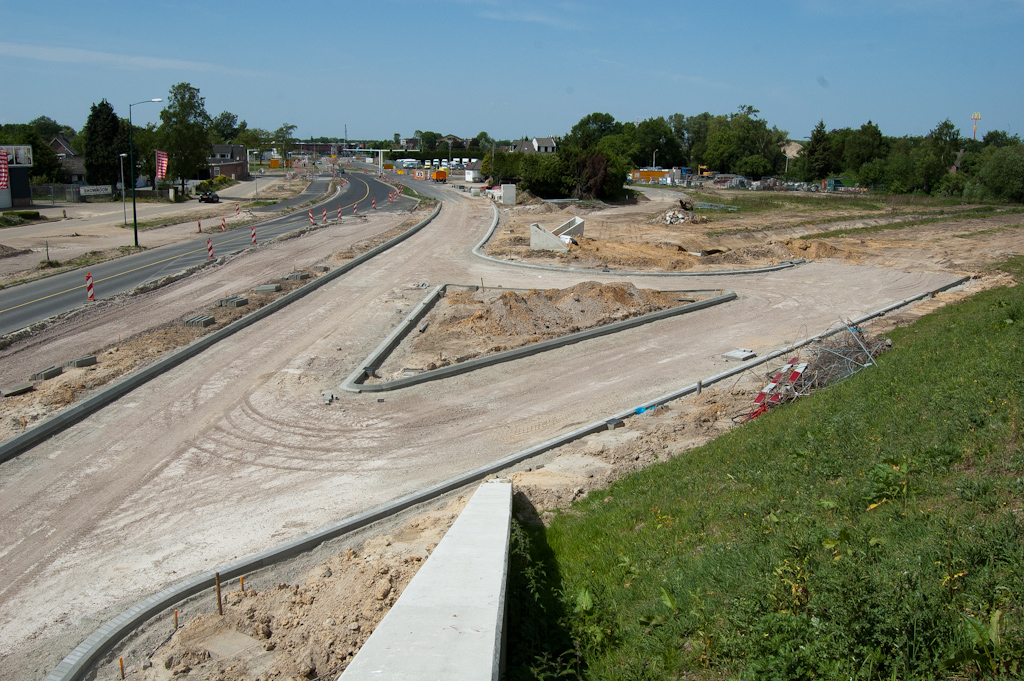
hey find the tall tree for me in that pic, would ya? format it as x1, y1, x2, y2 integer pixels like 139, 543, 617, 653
28, 116, 71, 140
83, 99, 122, 185
236, 127, 273, 162
843, 121, 884, 174
801, 120, 835, 181
273, 123, 297, 160
420, 131, 440, 151
159, 82, 212, 191
211, 111, 244, 144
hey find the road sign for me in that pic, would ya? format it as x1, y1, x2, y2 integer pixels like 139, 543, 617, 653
79, 185, 113, 197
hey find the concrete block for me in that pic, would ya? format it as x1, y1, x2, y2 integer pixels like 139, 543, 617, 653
183, 315, 215, 328
340, 480, 512, 681
64, 355, 97, 368
217, 297, 248, 308
605, 418, 624, 430
722, 348, 756, 361
553, 216, 584, 238
529, 222, 568, 252
313, 265, 330, 272
2, 382, 34, 397
500, 183, 516, 205
254, 284, 282, 293
32, 366, 63, 381
285, 272, 310, 281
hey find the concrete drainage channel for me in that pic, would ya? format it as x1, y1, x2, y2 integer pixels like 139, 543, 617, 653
0, 202, 442, 467
43, 273, 969, 681
340, 284, 737, 393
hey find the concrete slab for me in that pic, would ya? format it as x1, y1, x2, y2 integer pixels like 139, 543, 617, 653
64, 355, 97, 368
722, 348, 756, 361
340, 480, 512, 681
2, 382, 34, 397
31, 366, 63, 381
254, 284, 282, 293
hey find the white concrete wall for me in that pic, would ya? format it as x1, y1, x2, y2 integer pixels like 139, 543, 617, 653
339, 480, 513, 681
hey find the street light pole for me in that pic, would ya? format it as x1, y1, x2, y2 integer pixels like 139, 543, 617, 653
653, 148, 658, 168
119, 153, 127, 226
129, 98, 162, 248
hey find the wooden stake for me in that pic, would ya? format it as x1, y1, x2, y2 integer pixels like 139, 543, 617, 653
215, 572, 223, 615
119, 657, 125, 679
174, 609, 178, 629
240, 576, 245, 592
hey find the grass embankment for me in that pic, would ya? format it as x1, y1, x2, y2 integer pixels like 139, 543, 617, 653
507, 258, 1024, 680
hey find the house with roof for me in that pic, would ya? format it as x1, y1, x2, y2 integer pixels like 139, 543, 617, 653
49, 134, 77, 159
510, 137, 557, 154
206, 144, 250, 181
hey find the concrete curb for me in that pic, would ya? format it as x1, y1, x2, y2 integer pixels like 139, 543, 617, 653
340, 286, 737, 393
44, 274, 969, 681
0, 203, 442, 467
472, 200, 805, 277
339, 480, 512, 680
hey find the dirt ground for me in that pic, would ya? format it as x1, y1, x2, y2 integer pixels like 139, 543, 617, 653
0, 207, 431, 443
487, 187, 1023, 278
379, 281, 698, 379
0, 180, 1014, 680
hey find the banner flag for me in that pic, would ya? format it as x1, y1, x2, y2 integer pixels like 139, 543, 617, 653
155, 150, 168, 180
0, 151, 9, 190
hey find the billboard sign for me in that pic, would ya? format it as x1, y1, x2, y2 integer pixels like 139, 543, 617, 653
79, 185, 113, 196
0, 145, 33, 167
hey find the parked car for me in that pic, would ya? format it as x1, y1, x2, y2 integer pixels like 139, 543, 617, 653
198, 192, 220, 203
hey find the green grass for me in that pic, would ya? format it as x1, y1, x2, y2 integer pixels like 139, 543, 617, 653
506, 257, 1024, 680
954, 224, 1024, 239
801, 207, 1024, 239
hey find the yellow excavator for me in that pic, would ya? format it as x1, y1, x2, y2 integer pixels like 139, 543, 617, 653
698, 165, 713, 177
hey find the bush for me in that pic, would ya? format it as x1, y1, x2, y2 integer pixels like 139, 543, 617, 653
979, 145, 1024, 202
2, 210, 41, 220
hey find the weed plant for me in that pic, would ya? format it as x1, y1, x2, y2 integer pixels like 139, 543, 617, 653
505, 257, 1024, 680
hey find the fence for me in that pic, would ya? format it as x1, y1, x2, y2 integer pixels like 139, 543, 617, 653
28, 184, 172, 204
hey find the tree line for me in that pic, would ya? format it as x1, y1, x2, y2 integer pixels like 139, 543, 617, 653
5, 98, 1021, 203
463, 109, 1023, 203
0, 82, 298, 192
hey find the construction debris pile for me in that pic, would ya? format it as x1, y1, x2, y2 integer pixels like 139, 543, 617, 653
737, 321, 890, 423
662, 210, 708, 225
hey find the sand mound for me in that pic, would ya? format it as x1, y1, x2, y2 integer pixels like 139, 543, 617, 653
0, 244, 31, 259
381, 282, 688, 376
442, 281, 679, 338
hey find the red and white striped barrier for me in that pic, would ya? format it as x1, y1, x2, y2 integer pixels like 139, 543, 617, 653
86, 272, 94, 301
251, 225, 257, 245
322, 208, 327, 224
308, 209, 314, 222
353, 202, 358, 215
207, 238, 214, 259
235, 203, 240, 216
221, 217, 226, 232
372, 197, 376, 210
337, 205, 342, 219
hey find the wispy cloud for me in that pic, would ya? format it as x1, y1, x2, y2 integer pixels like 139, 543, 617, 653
0, 42, 263, 77
476, 7, 579, 30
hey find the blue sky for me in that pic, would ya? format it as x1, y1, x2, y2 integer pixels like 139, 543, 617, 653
1, 0, 1021, 142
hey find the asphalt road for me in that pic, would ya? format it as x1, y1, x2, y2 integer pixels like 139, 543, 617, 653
0, 173, 401, 336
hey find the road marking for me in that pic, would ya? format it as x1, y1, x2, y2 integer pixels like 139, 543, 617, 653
0, 178, 372, 316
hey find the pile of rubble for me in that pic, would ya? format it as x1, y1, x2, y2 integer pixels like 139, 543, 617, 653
662, 210, 708, 225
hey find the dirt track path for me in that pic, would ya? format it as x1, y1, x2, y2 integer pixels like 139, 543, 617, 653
0, 189, 962, 678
